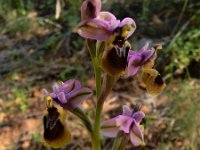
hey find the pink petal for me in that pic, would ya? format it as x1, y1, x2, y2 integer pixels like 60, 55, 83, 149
138, 44, 155, 63
116, 115, 134, 134
61, 79, 81, 93
122, 105, 132, 116
101, 117, 119, 137
119, 17, 136, 38
57, 92, 67, 104
128, 50, 142, 64
125, 45, 155, 78
98, 11, 120, 30
125, 65, 140, 78
52, 84, 59, 93
141, 50, 155, 63
87, 18, 111, 29
49, 93, 56, 98
140, 43, 149, 52
65, 87, 93, 110
125, 51, 142, 77
132, 112, 145, 123
77, 19, 112, 40
130, 120, 145, 146
128, 51, 143, 65
99, 11, 116, 21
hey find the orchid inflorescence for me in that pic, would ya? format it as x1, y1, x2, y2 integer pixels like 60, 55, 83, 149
42, 0, 166, 150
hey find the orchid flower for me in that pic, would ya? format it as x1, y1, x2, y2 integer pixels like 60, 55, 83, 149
100, 43, 166, 95
43, 98, 71, 148
100, 20, 136, 76
43, 79, 93, 110
77, 0, 136, 77
77, 0, 136, 41
100, 42, 154, 76
104, 42, 166, 96
124, 44, 166, 95
141, 45, 166, 95
43, 80, 93, 149
101, 105, 145, 147
125, 44, 155, 77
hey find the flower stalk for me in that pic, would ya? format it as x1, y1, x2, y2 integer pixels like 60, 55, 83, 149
92, 73, 117, 150
71, 107, 93, 134
112, 131, 129, 150
86, 39, 102, 98
92, 74, 116, 150
87, 39, 103, 150
91, 63, 102, 150
87, 37, 117, 149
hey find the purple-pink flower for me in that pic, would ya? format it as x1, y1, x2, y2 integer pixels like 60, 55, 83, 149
77, 0, 136, 41
100, 43, 155, 77
101, 105, 145, 147
125, 44, 155, 78
43, 79, 93, 110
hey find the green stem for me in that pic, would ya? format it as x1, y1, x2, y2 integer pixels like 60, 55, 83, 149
92, 75, 117, 150
71, 107, 93, 134
86, 39, 116, 150
86, 40, 102, 98
92, 101, 103, 150
112, 131, 129, 150
87, 39, 102, 150
92, 64, 102, 150
94, 61, 101, 98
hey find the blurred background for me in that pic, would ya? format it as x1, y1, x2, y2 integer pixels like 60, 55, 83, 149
0, 0, 199, 150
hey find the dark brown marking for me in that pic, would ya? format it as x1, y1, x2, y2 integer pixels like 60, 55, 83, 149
113, 36, 125, 47
113, 27, 122, 34
155, 74, 164, 85
107, 47, 129, 70
43, 107, 64, 141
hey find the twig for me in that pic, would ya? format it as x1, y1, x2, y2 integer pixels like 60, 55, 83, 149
170, 0, 189, 36
188, 2, 200, 8
37, 17, 62, 30
169, 15, 196, 47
